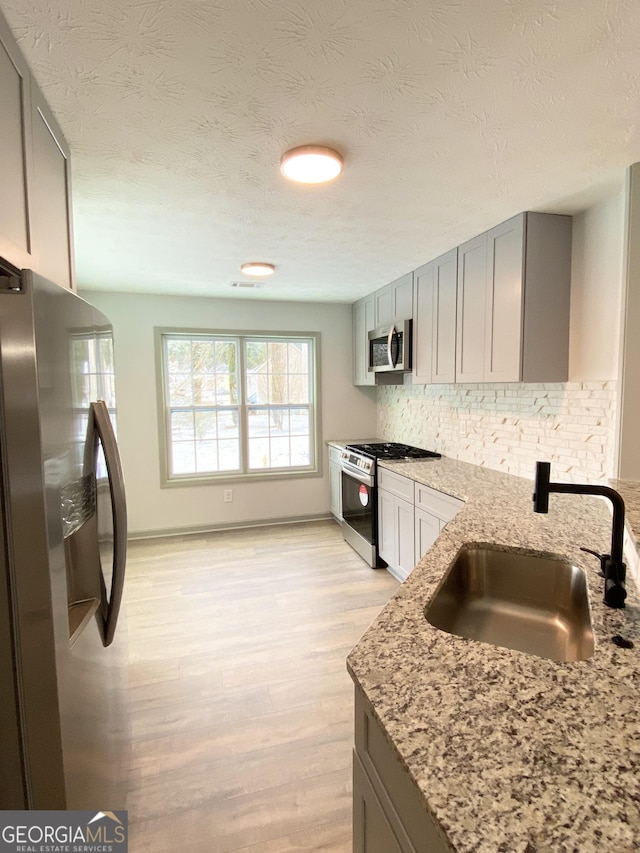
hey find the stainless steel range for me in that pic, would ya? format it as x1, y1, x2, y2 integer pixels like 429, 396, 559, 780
340, 442, 441, 567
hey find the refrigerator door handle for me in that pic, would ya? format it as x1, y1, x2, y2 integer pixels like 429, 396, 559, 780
90, 400, 127, 647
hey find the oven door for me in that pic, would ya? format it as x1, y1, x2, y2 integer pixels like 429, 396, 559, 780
340, 465, 379, 567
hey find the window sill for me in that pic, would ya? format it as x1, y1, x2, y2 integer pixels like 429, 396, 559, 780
161, 467, 322, 488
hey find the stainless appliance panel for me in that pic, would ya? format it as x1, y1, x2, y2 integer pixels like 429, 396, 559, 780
0, 269, 129, 809
368, 320, 412, 373
341, 466, 380, 568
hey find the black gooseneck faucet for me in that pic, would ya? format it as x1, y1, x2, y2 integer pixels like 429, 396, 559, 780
533, 461, 627, 609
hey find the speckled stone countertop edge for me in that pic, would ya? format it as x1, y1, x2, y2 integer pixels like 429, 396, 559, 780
348, 456, 640, 853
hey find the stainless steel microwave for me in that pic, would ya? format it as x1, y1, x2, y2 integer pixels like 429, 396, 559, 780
368, 320, 412, 373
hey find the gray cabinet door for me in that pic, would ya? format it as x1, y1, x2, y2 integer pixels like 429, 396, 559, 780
485, 214, 525, 382
353, 295, 375, 386
411, 261, 434, 384
414, 508, 440, 562
375, 284, 393, 327
0, 13, 32, 269
375, 273, 413, 326
456, 233, 487, 382
395, 496, 415, 579
431, 248, 457, 383
353, 752, 406, 853
413, 250, 456, 385
329, 453, 343, 521
392, 272, 413, 321
378, 489, 396, 566
29, 81, 74, 290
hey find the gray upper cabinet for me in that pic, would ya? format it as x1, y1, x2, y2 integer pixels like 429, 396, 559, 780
0, 9, 74, 289
413, 212, 572, 385
480, 211, 572, 383
455, 233, 487, 383
29, 81, 74, 290
413, 248, 457, 385
353, 294, 376, 386
0, 13, 33, 269
375, 272, 413, 327
484, 215, 525, 381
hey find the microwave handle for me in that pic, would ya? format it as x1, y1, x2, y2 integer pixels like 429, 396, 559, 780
387, 324, 397, 368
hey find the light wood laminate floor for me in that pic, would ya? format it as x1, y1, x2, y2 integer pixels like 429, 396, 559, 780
122, 520, 399, 853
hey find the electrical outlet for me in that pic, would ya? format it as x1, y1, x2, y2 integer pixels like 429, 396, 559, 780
223, 489, 233, 502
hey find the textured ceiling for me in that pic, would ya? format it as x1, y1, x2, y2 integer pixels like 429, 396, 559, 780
3, 0, 640, 302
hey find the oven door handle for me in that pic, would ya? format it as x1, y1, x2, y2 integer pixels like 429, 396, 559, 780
341, 465, 374, 487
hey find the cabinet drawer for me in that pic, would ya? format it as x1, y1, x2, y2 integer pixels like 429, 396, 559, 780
414, 482, 463, 523
378, 468, 414, 502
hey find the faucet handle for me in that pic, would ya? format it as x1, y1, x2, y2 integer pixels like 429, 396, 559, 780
580, 546, 608, 578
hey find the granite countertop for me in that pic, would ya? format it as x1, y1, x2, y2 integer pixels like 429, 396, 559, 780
348, 456, 640, 853
326, 438, 379, 449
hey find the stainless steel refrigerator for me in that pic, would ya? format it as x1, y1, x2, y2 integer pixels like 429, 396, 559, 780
0, 263, 129, 809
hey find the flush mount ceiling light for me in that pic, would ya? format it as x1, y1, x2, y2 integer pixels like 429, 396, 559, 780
280, 145, 343, 184
240, 262, 275, 277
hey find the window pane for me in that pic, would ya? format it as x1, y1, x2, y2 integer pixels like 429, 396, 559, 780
195, 441, 217, 472
195, 411, 217, 440
167, 339, 191, 372
216, 374, 231, 405
288, 374, 309, 404
218, 409, 239, 438
192, 340, 215, 373
291, 436, 311, 466
218, 439, 240, 470
267, 341, 288, 375
246, 341, 266, 369
247, 409, 269, 438
248, 438, 269, 469
270, 436, 291, 467
268, 372, 288, 404
171, 411, 194, 440
172, 442, 196, 474
269, 409, 290, 436
193, 375, 216, 405
168, 373, 192, 406
290, 408, 310, 435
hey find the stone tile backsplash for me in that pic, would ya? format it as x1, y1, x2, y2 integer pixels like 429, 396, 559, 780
378, 380, 617, 483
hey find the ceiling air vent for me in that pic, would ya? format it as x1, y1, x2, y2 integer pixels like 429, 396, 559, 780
230, 281, 264, 290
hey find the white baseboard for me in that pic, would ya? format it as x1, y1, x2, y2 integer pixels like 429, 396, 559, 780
128, 512, 333, 541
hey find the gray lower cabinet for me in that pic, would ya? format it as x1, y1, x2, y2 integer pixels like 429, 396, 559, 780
414, 482, 463, 562
380, 470, 463, 581
378, 469, 415, 581
353, 752, 405, 853
353, 684, 451, 853
329, 446, 343, 521
353, 295, 376, 386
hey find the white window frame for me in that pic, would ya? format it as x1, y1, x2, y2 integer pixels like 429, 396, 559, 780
156, 328, 321, 486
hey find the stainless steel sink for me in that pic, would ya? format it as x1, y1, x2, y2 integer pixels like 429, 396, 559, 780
425, 545, 594, 661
